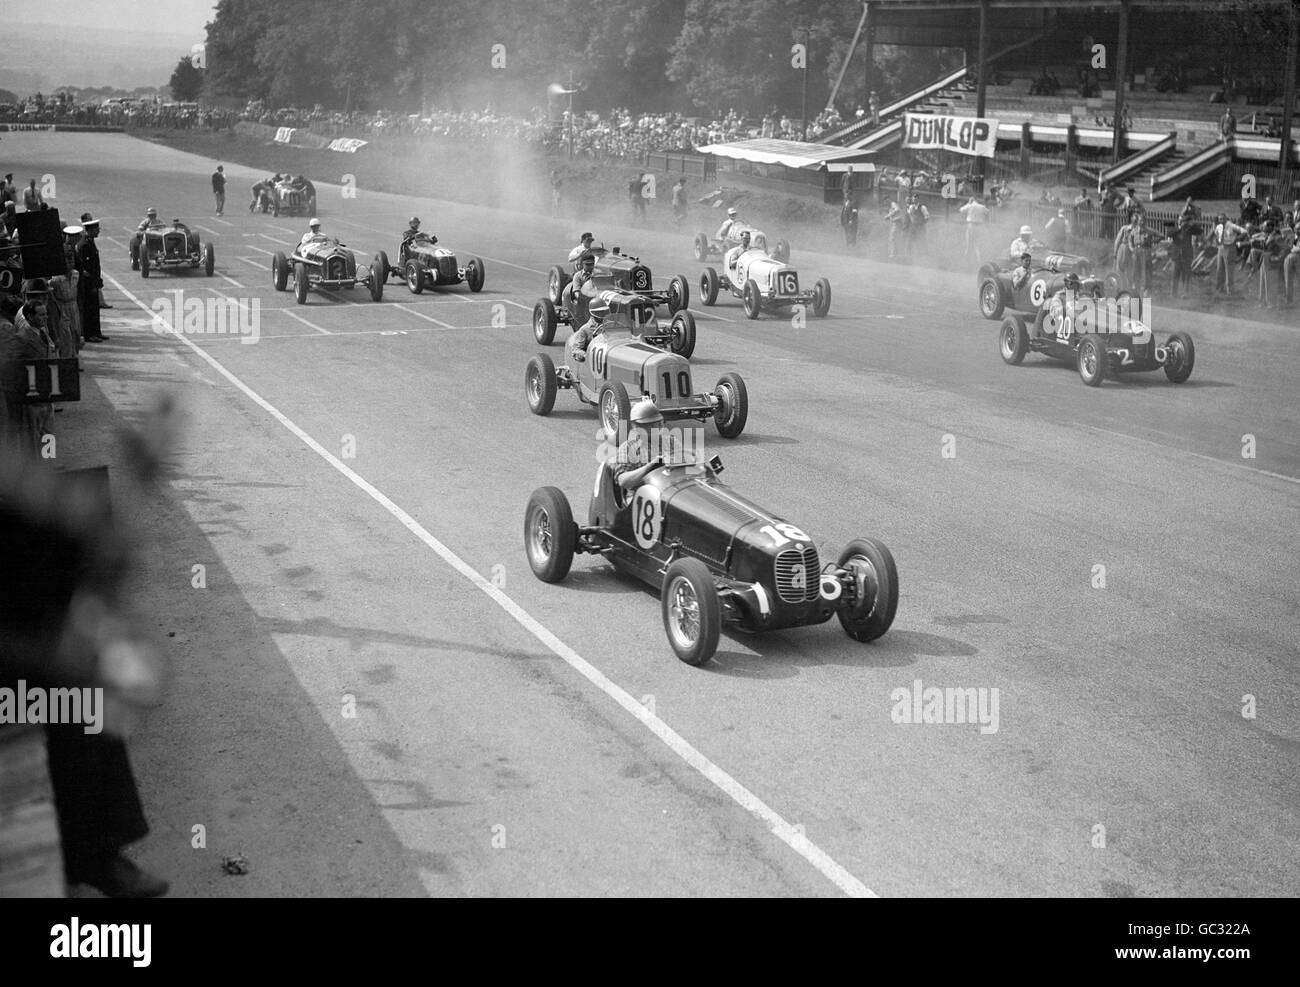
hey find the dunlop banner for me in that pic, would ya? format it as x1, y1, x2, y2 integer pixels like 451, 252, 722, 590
902, 114, 999, 158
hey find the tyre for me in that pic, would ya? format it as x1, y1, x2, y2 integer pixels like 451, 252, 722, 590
533, 298, 558, 345
369, 251, 387, 302
140, 250, 149, 278
661, 558, 721, 666
773, 238, 790, 263
668, 310, 696, 359
836, 538, 899, 643
466, 256, 485, 293
272, 251, 289, 291
978, 276, 1004, 319
294, 262, 309, 305
700, 267, 719, 306
999, 316, 1029, 365
1163, 331, 1195, 383
742, 279, 762, 319
524, 486, 576, 583
812, 277, 832, 317
667, 274, 689, 313
713, 372, 748, 438
203, 242, 215, 277
597, 380, 631, 440
693, 232, 709, 262
526, 354, 557, 416
1077, 334, 1107, 386
548, 265, 570, 304
405, 260, 424, 294
272, 198, 280, 217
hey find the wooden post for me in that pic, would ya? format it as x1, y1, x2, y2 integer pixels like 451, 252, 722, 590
1112, 0, 1130, 166
1279, 0, 1298, 181
864, 2, 875, 111
976, 0, 990, 190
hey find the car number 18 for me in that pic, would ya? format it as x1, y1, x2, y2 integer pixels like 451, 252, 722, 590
633, 485, 663, 549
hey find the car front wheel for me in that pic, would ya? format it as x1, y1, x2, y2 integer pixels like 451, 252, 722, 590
742, 279, 762, 319
661, 558, 721, 666
1077, 334, 1107, 386
836, 538, 899, 643
978, 276, 1004, 319
999, 316, 1029, 365
1163, 331, 1195, 383
525, 487, 576, 583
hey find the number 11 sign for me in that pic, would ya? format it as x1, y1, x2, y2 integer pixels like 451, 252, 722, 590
22, 358, 81, 404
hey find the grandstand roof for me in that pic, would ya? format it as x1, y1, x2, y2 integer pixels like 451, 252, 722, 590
695, 139, 876, 170
872, 0, 1289, 9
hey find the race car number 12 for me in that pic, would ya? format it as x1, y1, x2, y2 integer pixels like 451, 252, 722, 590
633, 485, 663, 549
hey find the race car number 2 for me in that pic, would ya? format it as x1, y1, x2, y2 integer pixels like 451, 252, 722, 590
632, 484, 663, 549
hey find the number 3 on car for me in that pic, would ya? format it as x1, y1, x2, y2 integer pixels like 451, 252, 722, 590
632, 485, 662, 549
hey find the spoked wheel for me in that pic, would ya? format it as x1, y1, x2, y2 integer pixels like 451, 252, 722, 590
533, 298, 558, 345
524, 487, 576, 583
668, 310, 696, 358
1077, 334, 1107, 386
597, 380, 631, 440
548, 265, 570, 305
978, 276, 1004, 319
405, 260, 424, 294
999, 316, 1029, 365
525, 354, 557, 415
661, 558, 721, 666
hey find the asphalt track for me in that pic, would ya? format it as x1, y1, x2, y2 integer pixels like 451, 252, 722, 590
10, 131, 1298, 897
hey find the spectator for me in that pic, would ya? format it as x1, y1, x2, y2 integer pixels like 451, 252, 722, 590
959, 194, 990, 259
1167, 217, 1197, 299
550, 169, 562, 217
1179, 196, 1201, 223
23, 178, 43, 211
1044, 209, 1070, 250
840, 165, 854, 206
841, 194, 859, 246
12, 279, 56, 450
905, 193, 929, 255
869, 92, 880, 127
1283, 226, 1300, 306
0, 174, 14, 210
74, 219, 108, 342
671, 178, 687, 225
1219, 107, 1237, 138
211, 164, 226, 217
1209, 213, 1248, 295
884, 200, 905, 260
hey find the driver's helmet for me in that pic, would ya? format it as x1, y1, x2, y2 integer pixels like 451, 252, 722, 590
1019, 225, 1033, 237
1063, 272, 1081, 291
408, 216, 420, 230
587, 297, 610, 320
752, 232, 767, 251
579, 251, 596, 269
630, 398, 663, 427
727, 207, 737, 217
146, 207, 157, 218
309, 218, 321, 229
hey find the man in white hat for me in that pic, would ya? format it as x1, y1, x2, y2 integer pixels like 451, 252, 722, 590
1010, 224, 1036, 259
716, 206, 740, 243
299, 217, 326, 249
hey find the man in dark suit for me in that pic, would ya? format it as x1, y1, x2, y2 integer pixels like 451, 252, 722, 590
75, 219, 109, 342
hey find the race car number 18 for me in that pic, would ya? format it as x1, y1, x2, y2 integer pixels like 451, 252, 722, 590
632, 485, 663, 549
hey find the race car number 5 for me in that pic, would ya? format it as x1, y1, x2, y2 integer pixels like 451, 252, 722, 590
633, 485, 663, 549
1030, 279, 1048, 307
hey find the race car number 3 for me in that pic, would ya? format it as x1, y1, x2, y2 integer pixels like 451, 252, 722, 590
632, 485, 663, 549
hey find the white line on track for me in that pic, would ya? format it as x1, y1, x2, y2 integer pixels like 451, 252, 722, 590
267, 224, 297, 234
218, 274, 245, 289
211, 217, 235, 227
239, 257, 269, 269
501, 299, 534, 311
390, 303, 455, 328
247, 245, 277, 255
280, 308, 332, 335
192, 322, 528, 342
259, 233, 285, 243
1081, 424, 1300, 485
100, 270, 875, 899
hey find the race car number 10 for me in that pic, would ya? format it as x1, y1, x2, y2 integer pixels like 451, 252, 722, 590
633, 485, 663, 549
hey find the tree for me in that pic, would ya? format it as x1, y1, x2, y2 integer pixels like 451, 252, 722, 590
169, 56, 204, 102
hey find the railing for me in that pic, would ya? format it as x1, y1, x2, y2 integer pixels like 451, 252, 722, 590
1150, 138, 1233, 200
1100, 132, 1176, 188
822, 65, 969, 146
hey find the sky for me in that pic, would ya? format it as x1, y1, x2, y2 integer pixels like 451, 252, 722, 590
12, 0, 217, 40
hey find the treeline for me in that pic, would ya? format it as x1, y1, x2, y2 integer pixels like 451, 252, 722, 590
200, 0, 958, 116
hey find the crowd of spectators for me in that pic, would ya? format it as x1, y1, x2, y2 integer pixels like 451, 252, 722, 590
0, 91, 237, 130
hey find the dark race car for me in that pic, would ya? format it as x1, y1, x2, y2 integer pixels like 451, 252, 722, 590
133, 219, 215, 278
997, 291, 1195, 387
526, 290, 741, 439
976, 257, 1108, 320
535, 274, 697, 358
271, 177, 317, 218
545, 243, 689, 320
377, 232, 484, 294
271, 235, 387, 304
524, 456, 898, 665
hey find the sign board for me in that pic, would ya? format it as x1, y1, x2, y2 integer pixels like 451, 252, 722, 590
327, 138, 368, 153
274, 127, 295, 143
902, 113, 999, 158
11, 209, 67, 279
21, 358, 80, 404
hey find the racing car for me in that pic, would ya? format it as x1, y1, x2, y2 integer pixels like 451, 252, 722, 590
270, 176, 317, 218
526, 290, 745, 440
693, 223, 790, 264
546, 243, 689, 315
524, 455, 898, 665
977, 258, 1108, 321
133, 219, 215, 278
535, 269, 696, 357
271, 236, 387, 304
699, 244, 831, 320
997, 291, 1195, 386
378, 232, 485, 294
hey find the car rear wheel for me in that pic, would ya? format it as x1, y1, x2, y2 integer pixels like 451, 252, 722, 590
597, 381, 631, 441
466, 256, 485, 293
978, 276, 1004, 319
405, 260, 424, 294
533, 298, 558, 345
526, 354, 557, 416
742, 279, 762, 319
836, 538, 899, 643
667, 274, 689, 313
661, 558, 721, 666
700, 267, 719, 306
812, 277, 832, 317
999, 316, 1029, 365
203, 243, 215, 277
525, 487, 576, 583
713, 372, 748, 439
773, 238, 790, 263
294, 262, 308, 305
668, 310, 696, 359
140, 250, 150, 278
369, 252, 388, 301
693, 232, 709, 262
272, 251, 289, 291
1077, 334, 1107, 386
548, 265, 569, 305
1163, 331, 1195, 383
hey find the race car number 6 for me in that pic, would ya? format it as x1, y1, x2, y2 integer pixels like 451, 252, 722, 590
1030, 280, 1048, 307
632, 485, 663, 549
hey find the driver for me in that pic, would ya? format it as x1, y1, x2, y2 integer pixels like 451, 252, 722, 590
250, 176, 275, 211
401, 216, 435, 255
568, 290, 608, 362
568, 231, 596, 263
129, 208, 163, 269
724, 230, 751, 277
1011, 251, 1033, 290
716, 207, 739, 243
1010, 225, 1036, 258
561, 250, 598, 313
612, 400, 668, 491
1044, 272, 1083, 336
299, 217, 327, 248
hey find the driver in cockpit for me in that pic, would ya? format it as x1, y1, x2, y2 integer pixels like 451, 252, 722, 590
299, 217, 328, 248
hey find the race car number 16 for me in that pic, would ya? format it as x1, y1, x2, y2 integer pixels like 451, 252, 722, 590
633, 485, 663, 549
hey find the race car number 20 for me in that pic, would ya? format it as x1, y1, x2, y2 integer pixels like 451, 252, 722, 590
633, 485, 663, 549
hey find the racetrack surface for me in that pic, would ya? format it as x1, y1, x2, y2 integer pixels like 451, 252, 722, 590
13, 131, 1299, 897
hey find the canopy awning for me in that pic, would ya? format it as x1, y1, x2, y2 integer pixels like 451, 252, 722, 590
696, 138, 877, 171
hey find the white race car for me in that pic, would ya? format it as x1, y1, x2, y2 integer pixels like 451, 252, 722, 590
698, 245, 830, 320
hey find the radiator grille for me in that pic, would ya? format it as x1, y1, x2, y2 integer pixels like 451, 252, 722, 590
774, 545, 821, 603
326, 257, 346, 281
437, 255, 458, 282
